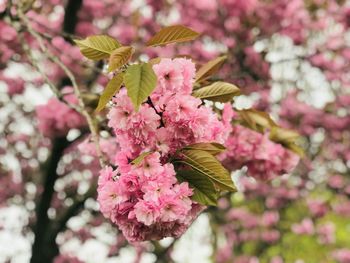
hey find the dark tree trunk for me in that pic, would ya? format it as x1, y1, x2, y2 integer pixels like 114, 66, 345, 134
30, 1, 83, 262
30, 137, 69, 263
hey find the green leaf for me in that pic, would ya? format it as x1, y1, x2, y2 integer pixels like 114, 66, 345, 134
195, 56, 227, 84
283, 142, 305, 157
178, 149, 236, 192
269, 126, 299, 143
95, 73, 124, 112
177, 169, 218, 206
148, 57, 162, 66
74, 35, 121, 60
131, 152, 153, 165
146, 25, 200, 47
192, 81, 241, 102
108, 46, 134, 72
269, 126, 304, 157
183, 142, 226, 155
238, 109, 276, 133
124, 63, 157, 111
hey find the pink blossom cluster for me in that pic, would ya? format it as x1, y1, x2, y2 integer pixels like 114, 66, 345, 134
226, 208, 281, 244
291, 218, 315, 235
317, 222, 335, 245
78, 136, 119, 163
239, 177, 302, 209
333, 249, 350, 263
221, 124, 300, 181
0, 21, 18, 64
1, 74, 25, 96
97, 156, 202, 242
107, 58, 227, 157
36, 88, 86, 138
98, 58, 226, 242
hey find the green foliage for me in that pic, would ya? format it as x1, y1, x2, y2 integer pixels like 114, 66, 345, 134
236, 108, 304, 156
108, 46, 134, 72
177, 149, 236, 192
237, 108, 277, 133
192, 81, 241, 102
195, 55, 227, 84
131, 152, 153, 165
177, 169, 218, 206
74, 35, 121, 60
95, 73, 124, 112
124, 63, 157, 111
269, 126, 304, 157
183, 142, 226, 156
279, 233, 331, 263
146, 25, 200, 47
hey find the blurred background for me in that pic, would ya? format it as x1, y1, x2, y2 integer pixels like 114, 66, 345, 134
0, 0, 350, 262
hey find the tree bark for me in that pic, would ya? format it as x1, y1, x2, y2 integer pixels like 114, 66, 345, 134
30, 137, 69, 263
30, 1, 83, 262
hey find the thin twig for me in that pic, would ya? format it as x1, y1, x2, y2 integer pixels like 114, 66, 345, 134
18, 34, 63, 100
17, 9, 106, 167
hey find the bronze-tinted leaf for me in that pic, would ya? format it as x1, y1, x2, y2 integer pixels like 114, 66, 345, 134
95, 73, 124, 112
108, 46, 134, 72
269, 126, 304, 156
195, 56, 227, 84
192, 81, 241, 102
74, 35, 121, 60
183, 142, 226, 155
146, 25, 200, 47
238, 109, 276, 132
148, 57, 162, 66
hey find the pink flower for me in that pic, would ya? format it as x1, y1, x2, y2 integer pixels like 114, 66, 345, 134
153, 58, 184, 94
3, 76, 25, 96
261, 211, 279, 227
292, 218, 315, 235
317, 222, 335, 244
97, 181, 127, 218
36, 87, 86, 138
333, 249, 350, 263
155, 127, 171, 154
107, 89, 135, 130
114, 151, 133, 173
98, 166, 117, 186
135, 152, 163, 178
119, 173, 139, 194
133, 200, 160, 226
78, 137, 118, 162
164, 95, 201, 122
221, 124, 299, 180
307, 199, 328, 217
261, 230, 280, 243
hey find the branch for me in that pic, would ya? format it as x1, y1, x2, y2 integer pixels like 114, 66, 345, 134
62, 0, 83, 38
30, 137, 69, 263
152, 240, 176, 263
16, 32, 63, 100
49, 181, 97, 240
147, 96, 165, 127
17, 8, 106, 167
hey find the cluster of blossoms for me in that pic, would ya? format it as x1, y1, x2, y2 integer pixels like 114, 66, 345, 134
3, 0, 350, 261
1, 74, 25, 96
220, 106, 300, 181
97, 58, 228, 242
36, 87, 86, 138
